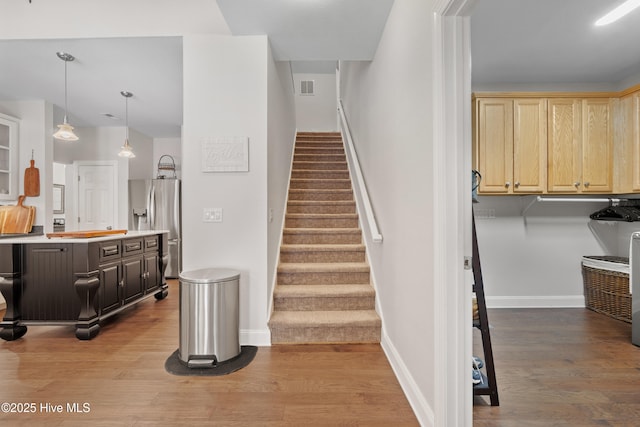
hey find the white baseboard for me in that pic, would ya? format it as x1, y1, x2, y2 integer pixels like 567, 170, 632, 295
381, 330, 434, 427
486, 295, 585, 309
240, 328, 271, 346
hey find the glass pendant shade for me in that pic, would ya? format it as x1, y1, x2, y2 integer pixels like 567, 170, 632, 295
53, 52, 78, 141
118, 91, 135, 158
53, 119, 79, 141
118, 139, 136, 158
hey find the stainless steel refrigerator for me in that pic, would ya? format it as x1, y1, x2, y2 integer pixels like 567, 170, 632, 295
129, 179, 181, 278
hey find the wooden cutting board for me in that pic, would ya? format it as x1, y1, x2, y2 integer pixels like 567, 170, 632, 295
24, 158, 40, 197
46, 229, 128, 239
2, 195, 35, 234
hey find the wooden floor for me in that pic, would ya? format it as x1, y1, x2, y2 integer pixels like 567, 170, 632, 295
0, 280, 418, 426
5, 282, 639, 427
474, 308, 640, 426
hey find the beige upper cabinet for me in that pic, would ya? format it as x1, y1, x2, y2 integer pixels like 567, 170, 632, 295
474, 98, 546, 194
513, 99, 547, 193
474, 98, 513, 194
548, 98, 613, 193
616, 91, 640, 193
547, 99, 582, 192
631, 93, 640, 191
580, 98, 613, 193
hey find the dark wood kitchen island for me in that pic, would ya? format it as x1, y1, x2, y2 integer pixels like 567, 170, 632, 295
0, 230, 169, 340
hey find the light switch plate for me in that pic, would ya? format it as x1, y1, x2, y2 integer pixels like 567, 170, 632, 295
203, 208, 223, 222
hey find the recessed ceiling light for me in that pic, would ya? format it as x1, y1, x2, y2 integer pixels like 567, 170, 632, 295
595, 0, 640, 26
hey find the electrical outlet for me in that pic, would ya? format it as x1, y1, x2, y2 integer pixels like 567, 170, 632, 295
203, 208, 223, 223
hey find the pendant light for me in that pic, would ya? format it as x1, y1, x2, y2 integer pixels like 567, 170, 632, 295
118, 91, 136, 158
53, 52, 79, 141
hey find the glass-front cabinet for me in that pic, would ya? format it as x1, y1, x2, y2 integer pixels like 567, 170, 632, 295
0, 113, 19, 201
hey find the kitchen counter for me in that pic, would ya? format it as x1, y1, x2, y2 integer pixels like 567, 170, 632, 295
0, 225, 44, 240
0, 230, 169, 340
0, 229, 167, 243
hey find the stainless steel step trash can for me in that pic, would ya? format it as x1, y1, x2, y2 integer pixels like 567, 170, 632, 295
178, 268, 240, 367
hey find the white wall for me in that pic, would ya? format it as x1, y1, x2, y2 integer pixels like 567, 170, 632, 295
475, 196, 640, 307
340, 0, 436, 422
267, 55, 297, 311
182, 35, 272, 345
153, 137, 182, 179
293, 73, 338, 131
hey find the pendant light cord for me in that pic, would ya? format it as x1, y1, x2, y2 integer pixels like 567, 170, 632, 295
64, 59, 68, 122
125, 94, 129, 140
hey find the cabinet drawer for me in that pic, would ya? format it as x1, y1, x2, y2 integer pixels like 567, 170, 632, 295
99, 241, 121, 262
122, 238, 143, 256
144, 236, 159, 252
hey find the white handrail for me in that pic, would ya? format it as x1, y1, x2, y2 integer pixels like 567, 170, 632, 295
338, 100, 383, 243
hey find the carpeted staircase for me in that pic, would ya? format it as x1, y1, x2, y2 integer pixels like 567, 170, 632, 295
268, 132, 381, 344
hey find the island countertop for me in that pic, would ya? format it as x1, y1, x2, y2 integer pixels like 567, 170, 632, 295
0, 229, 168, 244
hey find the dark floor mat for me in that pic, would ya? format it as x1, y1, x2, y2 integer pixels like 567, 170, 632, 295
164, 346, 257, 376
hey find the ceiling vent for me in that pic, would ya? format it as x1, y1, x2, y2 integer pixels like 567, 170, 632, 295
300, 80, 315, 95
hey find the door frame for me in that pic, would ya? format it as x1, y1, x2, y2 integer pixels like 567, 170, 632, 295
72, 160, 119, 231
432, 0, 475, 426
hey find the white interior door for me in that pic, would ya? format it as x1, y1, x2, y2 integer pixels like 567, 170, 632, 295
76, 163, 117, 231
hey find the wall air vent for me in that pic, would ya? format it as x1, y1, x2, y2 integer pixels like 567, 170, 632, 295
300, 80, 315, 95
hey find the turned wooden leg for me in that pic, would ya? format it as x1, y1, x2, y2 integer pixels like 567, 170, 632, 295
74, 273, 101, 340
155, 253, 169, 300
0, 274, 27, 341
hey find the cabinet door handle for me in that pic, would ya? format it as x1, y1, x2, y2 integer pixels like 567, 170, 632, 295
505, 181, 510, 188
119, 279, 124, 288
514, 181, 520, 188
574, 182, 580, 187
584, 182, 590, 187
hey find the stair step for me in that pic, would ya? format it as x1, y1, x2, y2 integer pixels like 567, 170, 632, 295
269, 310, 381, 344
295, 141, 344, 148
295, 147, 345, 155
293, 154, 347, 163
296, 132, 342, 139
280, 244, 366, 263
289, 178, 352, 190
285, 213, 359, 228
274, 284, 375, 311
292, 161, 348, 171
277, 262, 370, 285
290, 170, 350, 180
288, 189, 353, 201
287, 200, 355, 214
282, 228, 362, 244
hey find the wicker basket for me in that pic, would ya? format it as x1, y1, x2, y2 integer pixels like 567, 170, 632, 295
581, 256, 631, 323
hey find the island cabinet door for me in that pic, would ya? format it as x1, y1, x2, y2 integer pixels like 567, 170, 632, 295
143, 253, 160, 292
122, 257, 144, 304
100, 261, 121, 315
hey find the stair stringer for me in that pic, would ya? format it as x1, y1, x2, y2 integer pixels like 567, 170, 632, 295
266, 128, 299, 334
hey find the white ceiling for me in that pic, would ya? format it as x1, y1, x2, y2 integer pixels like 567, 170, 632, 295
1, 0, 639, 139
471, 0, 640, 87
0, 37, 183, 138
216, 0, 394, 61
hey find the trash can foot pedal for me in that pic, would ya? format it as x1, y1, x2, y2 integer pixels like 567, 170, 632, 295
186, 356, 217, 369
